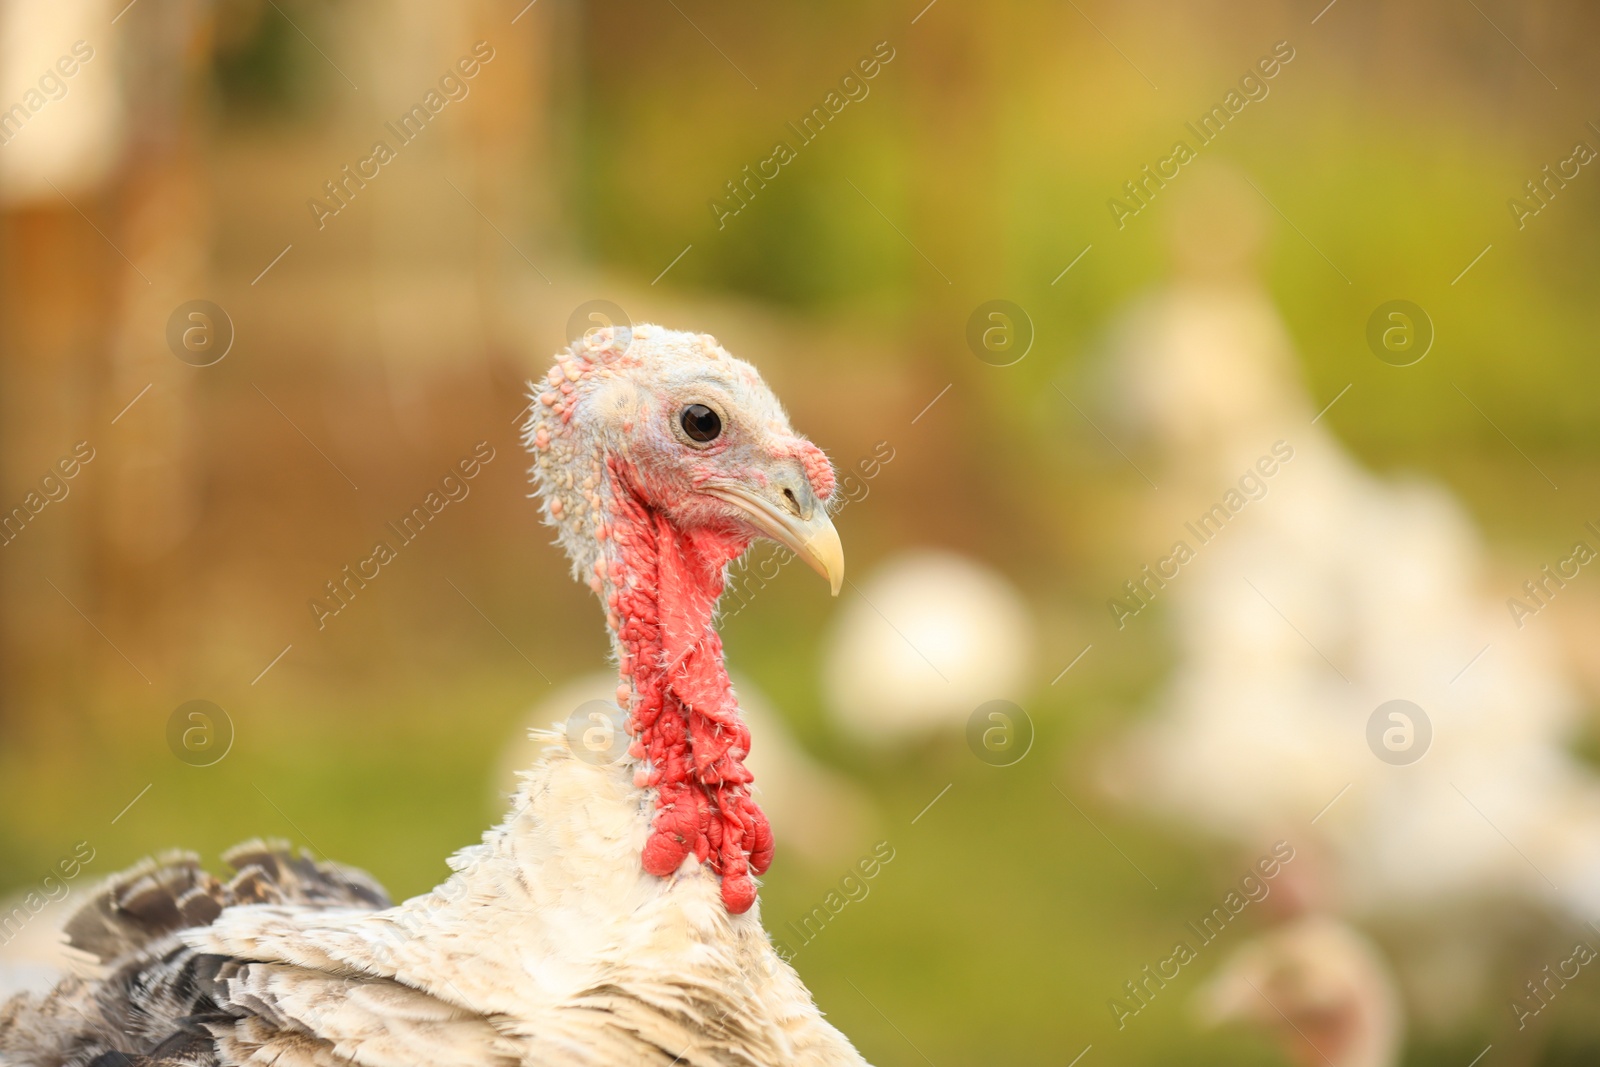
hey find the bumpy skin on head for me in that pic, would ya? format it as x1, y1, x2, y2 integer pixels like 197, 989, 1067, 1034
523, 324, 834, 912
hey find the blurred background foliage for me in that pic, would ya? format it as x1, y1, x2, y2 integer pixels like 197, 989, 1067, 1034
3, 0, 1600, 1064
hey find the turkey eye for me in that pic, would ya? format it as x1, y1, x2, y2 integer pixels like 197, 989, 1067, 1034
680, 404, 722, 443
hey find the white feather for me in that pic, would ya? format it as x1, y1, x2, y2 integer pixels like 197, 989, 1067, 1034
184, 732, 868, 1066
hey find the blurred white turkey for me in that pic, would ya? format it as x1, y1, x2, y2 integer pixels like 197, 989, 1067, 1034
1197, 914, 1403, 1067
497, 670, 878, 867
1, 326, 872, 1065
1099, 168, 1600, 1013
822, 549, 1033, 747
0, 889, 75, 1003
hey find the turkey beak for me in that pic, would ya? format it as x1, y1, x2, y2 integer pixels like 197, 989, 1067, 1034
703, 481, 844, 596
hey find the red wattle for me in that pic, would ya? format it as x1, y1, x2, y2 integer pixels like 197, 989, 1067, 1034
603, 459, 770, 914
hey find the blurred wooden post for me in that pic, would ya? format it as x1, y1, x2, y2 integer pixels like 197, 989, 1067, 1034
0, 0, 213, 729
0, 0, 123, 729
336, 0, 558, 446
95, 0, 212, 652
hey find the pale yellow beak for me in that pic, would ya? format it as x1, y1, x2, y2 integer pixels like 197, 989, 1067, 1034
703, 483, 844, 595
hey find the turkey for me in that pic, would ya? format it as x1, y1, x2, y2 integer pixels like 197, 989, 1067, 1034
1197, 914, 1404, 1067
0, 324, 869, 1066
1097, 168, 1600, 1025
820, 549, 1034, 749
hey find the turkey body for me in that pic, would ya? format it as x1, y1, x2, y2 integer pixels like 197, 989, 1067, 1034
1104, 283, 1596, 922
2, 324, 867, 1066
0, 734, 868, 1067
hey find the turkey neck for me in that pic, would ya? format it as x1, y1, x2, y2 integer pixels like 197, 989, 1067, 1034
596, 457, 774, 914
